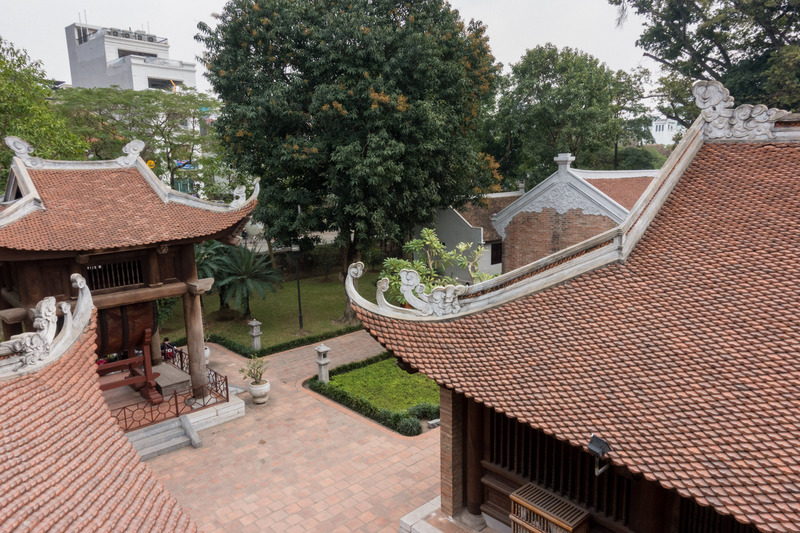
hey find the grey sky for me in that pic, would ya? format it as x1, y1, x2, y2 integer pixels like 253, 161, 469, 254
0, 0, 650, 94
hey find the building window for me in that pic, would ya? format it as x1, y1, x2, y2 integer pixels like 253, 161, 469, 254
491, 242, 503, 265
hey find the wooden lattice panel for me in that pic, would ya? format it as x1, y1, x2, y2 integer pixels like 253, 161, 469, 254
510, 483, 589, 533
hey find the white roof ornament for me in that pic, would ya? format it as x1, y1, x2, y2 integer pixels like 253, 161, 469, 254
0, 274, 94, 379
693, 81, 789, 140
116, 139, 146, 167
5, 136, 45, 168
230, 185, 247, 208
346, 262, 469, 319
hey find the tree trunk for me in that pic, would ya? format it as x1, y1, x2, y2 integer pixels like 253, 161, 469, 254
613, 140, 619, 170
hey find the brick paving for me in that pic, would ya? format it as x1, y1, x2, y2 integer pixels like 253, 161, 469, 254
147, 330, 440, 533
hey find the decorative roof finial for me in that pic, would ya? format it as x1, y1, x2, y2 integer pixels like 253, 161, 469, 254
693, 81, 789, 140
0, 274, 93, 379
116, 139, 146, 167
4, 136, 44, 167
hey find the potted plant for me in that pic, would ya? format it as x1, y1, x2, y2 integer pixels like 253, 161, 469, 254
240, 354, 270, 404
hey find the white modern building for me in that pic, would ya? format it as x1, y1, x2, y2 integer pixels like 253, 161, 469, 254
65, 23, 196, 90
649, 117, 684, 145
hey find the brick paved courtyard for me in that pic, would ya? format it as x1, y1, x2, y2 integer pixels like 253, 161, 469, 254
147, 330, 440, 532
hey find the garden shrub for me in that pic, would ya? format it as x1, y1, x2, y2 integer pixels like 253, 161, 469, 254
396, 416, 422, 436
307, 351, 437, 436
407, 402, 440, 420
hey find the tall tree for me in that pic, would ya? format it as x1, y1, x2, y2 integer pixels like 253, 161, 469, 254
492, 44, 653, 187
197, 0, 500, 320
51, 86, 241, 196
611, 0, 800, 124
0, 37, 86, 187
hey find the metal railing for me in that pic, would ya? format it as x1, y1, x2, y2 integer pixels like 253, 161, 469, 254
110, 349, 229, 432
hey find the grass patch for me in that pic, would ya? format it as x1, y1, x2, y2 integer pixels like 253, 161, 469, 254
327, 357, 439, 411
160, 271, 380, 348
308, 352, 440, 436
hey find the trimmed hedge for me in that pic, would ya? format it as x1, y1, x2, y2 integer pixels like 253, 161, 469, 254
308, 351, 437, 436
168, 324, 363, 358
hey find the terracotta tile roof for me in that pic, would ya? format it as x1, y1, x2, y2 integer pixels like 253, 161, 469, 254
0, 167, 254, 252
355, 143, 800, 532
585, 176, 654, 209
0, 311, 198, 532
456, 193, 522, 242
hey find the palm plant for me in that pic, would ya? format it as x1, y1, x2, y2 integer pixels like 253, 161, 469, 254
216, 245, 282, 318
195, 240, 228, 310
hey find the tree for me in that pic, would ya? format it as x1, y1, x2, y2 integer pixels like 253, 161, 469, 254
379, 227, 494, 304
0, 37, 86, 188
611, 0, 800, 124
491, 44, 654, 187
216, 245, 282, 318
51, 86, 241, 196
197, 0, 500, 321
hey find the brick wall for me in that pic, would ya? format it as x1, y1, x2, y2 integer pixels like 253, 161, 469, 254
440, 386, 464, 517
502, 208, 616, 273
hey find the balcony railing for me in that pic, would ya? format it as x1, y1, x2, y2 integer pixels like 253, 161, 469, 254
110, 350, 229, 432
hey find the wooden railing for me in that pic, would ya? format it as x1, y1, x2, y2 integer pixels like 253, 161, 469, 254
110, 356, 229, 432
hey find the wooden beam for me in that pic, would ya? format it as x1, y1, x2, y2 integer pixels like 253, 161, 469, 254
0, 281, 206, 324
186, 278, 213, 295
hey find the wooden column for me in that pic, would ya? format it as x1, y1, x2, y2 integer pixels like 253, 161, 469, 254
628, 477, 666, 533
180, 244, 207, 397
465, 399, 484, 516
440, 387, 465, 517
150, 325, 162, 367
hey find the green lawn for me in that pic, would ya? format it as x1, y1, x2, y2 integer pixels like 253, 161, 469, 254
160, 271, 380, 347
327, 357, 439, 411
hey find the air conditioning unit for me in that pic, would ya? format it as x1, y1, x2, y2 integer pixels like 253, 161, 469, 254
111, 29, 120, 37
122, 32, 131, 39
147, 35, 156, 42
509, 484, 589, 533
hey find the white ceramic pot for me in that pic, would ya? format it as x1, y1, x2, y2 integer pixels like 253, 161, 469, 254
248, 380, 271, 404
204, 345, 210, 366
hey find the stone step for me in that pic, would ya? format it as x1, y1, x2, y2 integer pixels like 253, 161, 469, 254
137, 435, 192, 461
126, 419, 182, 445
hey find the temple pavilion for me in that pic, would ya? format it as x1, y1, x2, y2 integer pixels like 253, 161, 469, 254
0, 137, 256, 403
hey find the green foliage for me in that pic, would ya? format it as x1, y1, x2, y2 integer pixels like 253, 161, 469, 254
611, 0, 800, 122
50, 86, 248, 197
308, 351, 436, 436
156, 298, 179, 326
197, 0, 501, 261
240, 354, 267, 383
490, 44, 653, 187
0, 37, 86, 187
326, 357, 439, 411
379, 227, 493, 304
216, 245, 282, 317
406, 402, 440, 420
309, 243, 342, 280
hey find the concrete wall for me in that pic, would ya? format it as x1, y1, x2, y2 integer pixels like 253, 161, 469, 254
502, 208, 616, 273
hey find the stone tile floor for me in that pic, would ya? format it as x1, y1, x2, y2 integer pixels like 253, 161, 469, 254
147, 330, 441, 532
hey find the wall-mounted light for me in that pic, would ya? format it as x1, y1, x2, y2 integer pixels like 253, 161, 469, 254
588, 434, 611, 476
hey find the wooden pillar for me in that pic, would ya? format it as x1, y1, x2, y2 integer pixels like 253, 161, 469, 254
440, 386, 465, 517
628, 477, 666, 533
180, 244, 207, 397
465, 399, 484, 515
150, 325, 162, 367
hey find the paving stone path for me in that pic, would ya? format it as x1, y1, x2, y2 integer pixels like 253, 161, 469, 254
147, 330, 440, 532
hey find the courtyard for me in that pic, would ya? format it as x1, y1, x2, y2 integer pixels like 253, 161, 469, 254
146, 331, 440, 532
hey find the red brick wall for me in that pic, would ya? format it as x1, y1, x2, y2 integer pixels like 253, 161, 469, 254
502, 208, 616, 273
440, 386, 464, 517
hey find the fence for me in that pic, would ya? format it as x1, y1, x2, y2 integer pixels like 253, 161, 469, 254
110, 349, 229, 432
